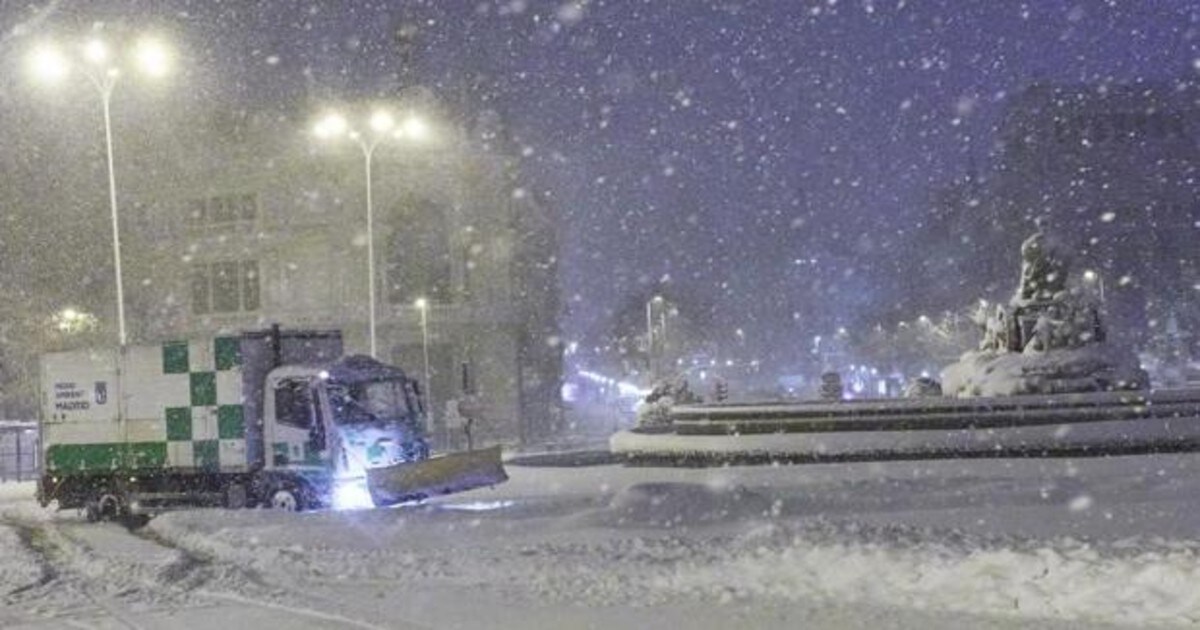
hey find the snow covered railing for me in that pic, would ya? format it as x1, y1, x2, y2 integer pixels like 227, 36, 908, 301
612, 388, 1200, 466
669, 389, 1200, 435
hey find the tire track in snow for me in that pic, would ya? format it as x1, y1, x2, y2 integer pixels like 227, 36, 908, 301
2, 519, 156, 630
1, 522, 55, 597
131, 523, 407, 630
1, 515, 404, 629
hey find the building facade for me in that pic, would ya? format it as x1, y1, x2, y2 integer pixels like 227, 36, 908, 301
115, 99, 563, 448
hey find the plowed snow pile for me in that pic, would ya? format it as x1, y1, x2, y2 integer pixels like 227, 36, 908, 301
145, 460, 1200, 628
11, 457, 1200, 628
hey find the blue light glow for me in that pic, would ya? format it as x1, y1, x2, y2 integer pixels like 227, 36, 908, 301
438, 500, 516, 512
332, 477, 375, 511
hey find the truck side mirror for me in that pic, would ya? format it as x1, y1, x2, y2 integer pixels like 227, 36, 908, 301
411, 380, 426, 414
307, 383, 327, 453
308, 422, 325, 453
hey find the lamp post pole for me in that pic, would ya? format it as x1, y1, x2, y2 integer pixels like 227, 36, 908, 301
645, 299, 654, 379
360, 140, 380, 358
314, 111, 432, 359
98, 83, 127, 346
415, 298, 434, 441
29, 37, 171, 345
1083, 270, 1106, 304
314, 116, 387, 359
646, 296, 663, 380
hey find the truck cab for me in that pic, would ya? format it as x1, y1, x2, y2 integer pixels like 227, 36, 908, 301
262, 355, 430, 510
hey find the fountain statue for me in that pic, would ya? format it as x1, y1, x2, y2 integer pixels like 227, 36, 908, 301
941, 231, 1148, 397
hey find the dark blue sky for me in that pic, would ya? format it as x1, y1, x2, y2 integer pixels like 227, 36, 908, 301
5, 0, 1198, 360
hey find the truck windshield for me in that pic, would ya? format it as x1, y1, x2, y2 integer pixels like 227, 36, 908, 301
327, 379, 411, 425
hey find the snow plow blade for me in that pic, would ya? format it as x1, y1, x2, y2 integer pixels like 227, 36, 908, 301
366, 445, 508, 506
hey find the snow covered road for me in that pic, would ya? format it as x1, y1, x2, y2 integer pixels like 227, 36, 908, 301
5, 453, 1200, 628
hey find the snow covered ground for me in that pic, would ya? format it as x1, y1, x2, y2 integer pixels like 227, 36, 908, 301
5, 453, 1200, 628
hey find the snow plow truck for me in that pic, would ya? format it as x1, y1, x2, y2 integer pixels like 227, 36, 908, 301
37, 326, 507, 521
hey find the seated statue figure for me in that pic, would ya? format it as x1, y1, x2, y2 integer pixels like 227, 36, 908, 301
1015, 231, 1071, 305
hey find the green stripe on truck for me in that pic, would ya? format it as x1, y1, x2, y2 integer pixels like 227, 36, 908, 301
46, 442, 168, 472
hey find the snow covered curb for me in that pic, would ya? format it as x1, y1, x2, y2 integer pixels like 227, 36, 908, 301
610, 416, 1200, 461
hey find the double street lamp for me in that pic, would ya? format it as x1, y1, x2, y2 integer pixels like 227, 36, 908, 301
313, 109, 431, 358
28, 35, 172, 346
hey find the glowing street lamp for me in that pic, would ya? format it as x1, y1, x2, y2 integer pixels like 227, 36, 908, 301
313, 109, 432, 358
133, 37, 171, 78
1083, 269, 1106, 303
369, 110, 395, 134
397, 116, 430, 142
53, 307, 98, 334
30, 45, 70, 81
28, 34, 174, 346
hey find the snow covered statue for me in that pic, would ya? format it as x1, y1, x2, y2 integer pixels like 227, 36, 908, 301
942, 230, 1148, 397
636, 376, 701, 428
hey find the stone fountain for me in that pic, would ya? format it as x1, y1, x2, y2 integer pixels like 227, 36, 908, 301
941, 231, 1148, 397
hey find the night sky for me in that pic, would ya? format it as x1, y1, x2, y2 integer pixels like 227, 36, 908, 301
2, 1, 1198, 366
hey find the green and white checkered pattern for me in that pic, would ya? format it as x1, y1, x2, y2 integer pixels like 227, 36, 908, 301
158, 337, 245, 471
42, 336, 249, 474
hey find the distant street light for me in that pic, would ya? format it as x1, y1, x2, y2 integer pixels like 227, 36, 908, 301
1083, 269, 1106, 303
53, 307, 98, 334
28, 35, 174, 345
313, 109, 432, 358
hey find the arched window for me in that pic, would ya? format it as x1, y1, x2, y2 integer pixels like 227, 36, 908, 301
386, 199, 452, 305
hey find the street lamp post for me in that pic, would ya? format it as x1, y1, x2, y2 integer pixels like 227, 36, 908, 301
646, 295, 664, 380
29, 36, 172, 346
414, 297, 434, 439
314, 110, 430, 358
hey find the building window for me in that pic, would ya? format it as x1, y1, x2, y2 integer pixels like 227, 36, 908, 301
186, 193, 258, 229
387, 199, 452, 304
191, 260, 260, 314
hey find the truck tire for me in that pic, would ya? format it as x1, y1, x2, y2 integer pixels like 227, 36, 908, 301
268, 487, 304, 512
85, 492, 123, 523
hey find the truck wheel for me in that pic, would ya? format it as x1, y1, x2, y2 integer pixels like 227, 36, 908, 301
269, 487, 303, 512
100, 494, 122, 519
85, 493, 123, 522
